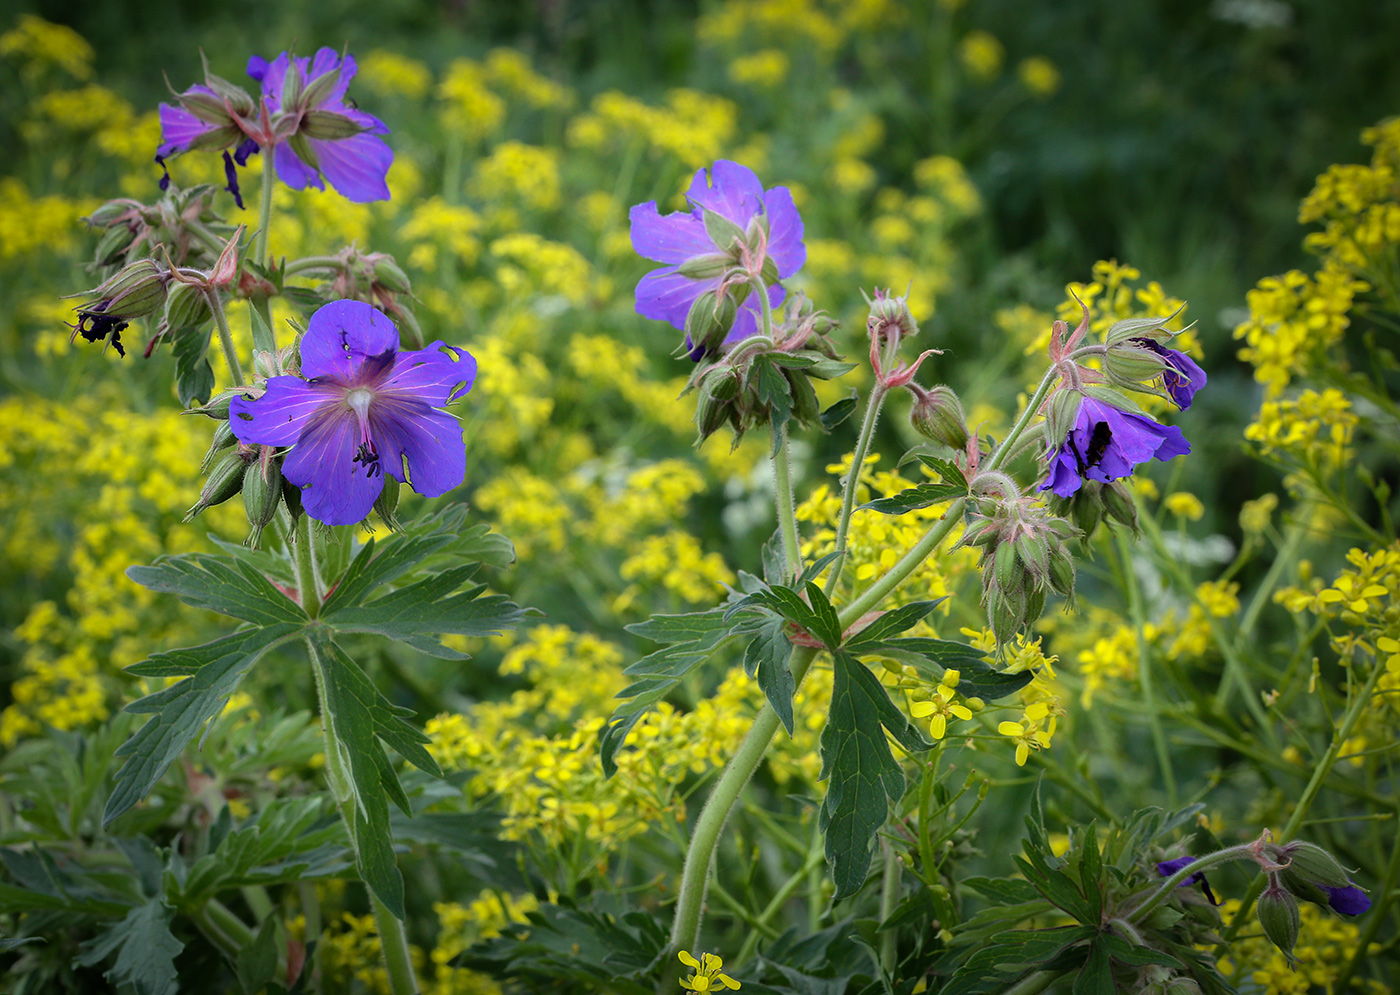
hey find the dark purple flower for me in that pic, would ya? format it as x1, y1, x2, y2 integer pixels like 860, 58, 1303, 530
1134, 338, 1207, 410
1040, 395, 1189, 499
1324, 884, 1371, 916
1156, 856, 1219, 906
229, 300, 474, 526
246, 49, 393, 203
630, 160, 805, 355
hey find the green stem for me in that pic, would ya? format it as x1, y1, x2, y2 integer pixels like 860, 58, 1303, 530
254, 147, 276, 269
772, 423, 802, 576
191, 897, 255, 958
669, 645, 819, 952
878, 839, 901, 972
1223, 659, 1387, 941
1001, 969, 1068, 995
207, 288, 245, 387
734, 844, 826, 965
1114, 530, 1177, 805
1129, 843, 1257, 923
306, 636, 419, 995
840, 499, 967, 624
982, 366, 1060, 477
284, 255, 344, 275
1235, 517, 1306, 644
291, 514, 321, 617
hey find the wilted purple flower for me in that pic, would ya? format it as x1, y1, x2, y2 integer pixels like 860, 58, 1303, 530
1040, 395, 1189, 499
229, 300, 474, 526
1133, 338, 1207, 409
630, 160, 805, 356
1156, 856, 1219, 905
246, 49, 393, 203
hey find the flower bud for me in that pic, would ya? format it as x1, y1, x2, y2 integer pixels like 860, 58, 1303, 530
372, 256, 413, 295
94, 225, 137, 267
1101, 481, 1139, 533
867, 287, 919, 341
185, 448, 252, 521
684, 290, 739, 359
1257, 882, 1300, 960
199, 420, 236, 473
373, 474, 402, 532
1278, 841, 1352, 889
1103, 313, 1176, 347
909, 384, 970, 450
90, 259, 170, 317
676, 252, 733, 281
163, 281, 213, 331
242, 455, 284, 548
1103, 339, 1168, 387
300, 109, 370, 141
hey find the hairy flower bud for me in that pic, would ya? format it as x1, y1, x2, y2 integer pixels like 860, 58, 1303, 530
866, 286, 919, 341
163, 281, 213, 331
242, 453, 284, 548
909, 384, 970, 450
185, 448, 253, 521
1257, 882, 1300, 960
199, 420, 237, 473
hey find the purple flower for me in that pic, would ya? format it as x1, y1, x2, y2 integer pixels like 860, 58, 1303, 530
1156, 856, 1219, 905
1134, 338, 1207, 410
630, 160, 805, 356
246, 49, 393, 203
156, 48, 391, 207
229, 300, 474, 526
1323, 884, 1371, 916
1040, 395, 1189, 499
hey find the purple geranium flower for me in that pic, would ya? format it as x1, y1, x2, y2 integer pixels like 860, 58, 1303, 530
229, 300, 474, 526
630, 160, 805, 356
1134, 338, 1207, 410
1323, 884, 1371, 916
1040, 395, 1190, 499
1156, 856, 1219, 905
246, 49, 393, 203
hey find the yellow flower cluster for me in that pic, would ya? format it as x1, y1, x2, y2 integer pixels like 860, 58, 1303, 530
0, 13, 93, 81
567, 90, 739, 171
1244, 387, 1358, 471
438, 59, 508, 142
471, 142, 563, 214
1299, 117, 1400, 271
1215, 898, 1389, 995
959, 30, 1004, 81
0, 394, 240, 746
1233, 265, 1369, 396
356, 50, 433, 99
616, 531, 736, 610
400, 197, 484, 269
0, 177, 96, 262
797, 452, 978, 611
699, 0, 844, 53
729, 49, 791, 89
427, 626, 768, 848
1017, 57, 1061, 98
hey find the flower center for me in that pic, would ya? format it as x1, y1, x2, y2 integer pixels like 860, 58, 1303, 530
345, 388, 381, 478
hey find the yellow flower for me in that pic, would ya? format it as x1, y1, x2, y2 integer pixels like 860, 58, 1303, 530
959, 30, 1004, 81
679, 950, 740, 992
909, 671, 973, 740
1017, 57, 1061, 97
1163, 492, 1205, 520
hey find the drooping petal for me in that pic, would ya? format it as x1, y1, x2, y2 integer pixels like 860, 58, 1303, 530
156, 102, 215, 159
381, 343, 477, 405
300, 299, 401, 381
371, 404, 466, 497
281, 407, 385, 526
629, 202, 715, 264
1134, 338, 1208, 410
273, 141, 323, 192
688, 160, 764, 226
229, 376, 333, 446
310, 132, 393, 203
636, 267, 709, 328
1041, 445, 1085, 497
763, 184, 806, 278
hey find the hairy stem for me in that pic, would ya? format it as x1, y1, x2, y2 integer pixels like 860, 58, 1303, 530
207, 287, 245, 387
772, 423, 802, 575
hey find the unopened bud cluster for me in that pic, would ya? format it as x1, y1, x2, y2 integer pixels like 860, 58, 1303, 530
690, 294, 849, 444
1045, 478, 1139, 539
962, 496, 1077, 642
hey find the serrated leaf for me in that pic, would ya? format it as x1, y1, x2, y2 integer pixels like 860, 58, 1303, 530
1100, 932, 1182, 968
860, 481, 967, 515
320, 530, 455, 616
856, 637, 1034, 700
321, 565, 526, 659
915, 453, 968, 487
842, 600, 943, 650
753, 356, 793, 453
181, 796, 331, 903
249, 296, 278, 356
804, 582, 843, 649
819, 652, 932, 899
960, 876, 1044, 906
941, 926, 1095, 995
173, 325, 215, 408
744, 614, 795, 735
236, 915, 282, 995
820, 391, 859, 432
1079, 822, 1104, 923
76, 899, 184, 995
106, 624, 303, 824
127, 553, 308, 626
727, 583, 841, 649
601, 611, 733, 777
1072, 941, 1112, 995
309, 631, 439, 920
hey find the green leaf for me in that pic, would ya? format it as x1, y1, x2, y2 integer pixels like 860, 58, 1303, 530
127, 553, 308, 626
0, 846, 134, 917
249, 296, 278, 357
181, 796, 335, 903
1072, 941, 1113, 995
960, 876, 1044, 906
321, 565, 526, 659
76, 898, 184, 995
842, 600, 943, 650
915, 453, 968, 487
820, 390, 859, 432
941, 926, 1095, 995
753, 355, 793, 453
106, 624, 303, 824
1078, 822, 1104, 923
743, 614, 796, 735
0, 937, 45, 951
726, 582, 841, 649
601, 611, 733, 777
860, 480, 967, 515
310, 631, 441, 919
856, 636, 1035, 700
237, 916, 282, 995
1100, 932, 1183, 968
320, 531, 456, 616
819, 652, 932, 899
173, 324, 215, 408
